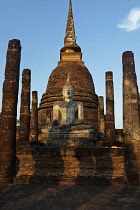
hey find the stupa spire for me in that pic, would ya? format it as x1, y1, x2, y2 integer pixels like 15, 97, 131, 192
64, 0, 76, 46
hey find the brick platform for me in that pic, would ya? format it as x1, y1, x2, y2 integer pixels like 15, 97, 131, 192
15, 141, 126, 185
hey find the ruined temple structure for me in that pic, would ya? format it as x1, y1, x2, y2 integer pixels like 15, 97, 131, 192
0, 0, 140, 185
38, 0, 98, 140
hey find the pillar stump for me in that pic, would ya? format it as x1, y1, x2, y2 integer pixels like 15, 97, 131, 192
0, 39, 21, 184
19, 69, 31, 141
105, 71, 115, 145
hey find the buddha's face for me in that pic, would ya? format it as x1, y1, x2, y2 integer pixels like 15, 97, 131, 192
63, 86, 74, 100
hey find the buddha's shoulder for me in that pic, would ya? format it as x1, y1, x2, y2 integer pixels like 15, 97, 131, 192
73, 101, 83, 106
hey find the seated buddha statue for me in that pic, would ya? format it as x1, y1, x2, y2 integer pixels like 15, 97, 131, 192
41, 75, 94, 146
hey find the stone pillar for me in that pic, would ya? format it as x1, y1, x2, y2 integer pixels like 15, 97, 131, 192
0, 39, 21, 184
98, 96, 105, 140
123, 52, 140, 185
122, 51, 140, 141
139, 93, 140, 121
30, 91, 38, 142
19, 69, 31, 141
105, 71, 115, 145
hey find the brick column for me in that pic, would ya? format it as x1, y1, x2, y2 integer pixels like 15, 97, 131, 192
139, 93, 140, 119
98, 96, 105, 140
105, 71, 115, 145
19, 69, 31, 141
123, 51, 140, 185
122, 51, 140, 141
0, 39, 21, 184
30, 91, 38, 142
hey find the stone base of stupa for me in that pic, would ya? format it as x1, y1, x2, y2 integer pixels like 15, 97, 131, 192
41, 125, 95, 146
14, 141, 126, 185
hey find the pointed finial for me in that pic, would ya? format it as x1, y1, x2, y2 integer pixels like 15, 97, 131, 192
64, 0, 76, 46
63, 74, 74, 91
67, 73, 70, 82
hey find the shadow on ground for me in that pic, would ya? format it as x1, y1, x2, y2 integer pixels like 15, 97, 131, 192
1, 184, 140, 209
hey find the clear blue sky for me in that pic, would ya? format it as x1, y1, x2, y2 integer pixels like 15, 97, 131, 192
0, 0, 140, 129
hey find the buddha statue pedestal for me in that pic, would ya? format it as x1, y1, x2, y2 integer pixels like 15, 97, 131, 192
41, 124, 95, 146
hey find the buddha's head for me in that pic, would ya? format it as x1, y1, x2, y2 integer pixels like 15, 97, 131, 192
63, 75, 74, 101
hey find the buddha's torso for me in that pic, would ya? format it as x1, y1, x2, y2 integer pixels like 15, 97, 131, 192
53, 101, 79, 125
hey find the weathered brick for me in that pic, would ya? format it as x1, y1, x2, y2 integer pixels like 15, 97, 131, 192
30, 91, 38, 141
105, 71, 115, 145
0, 39, 21, 184
19, 69, 31, 141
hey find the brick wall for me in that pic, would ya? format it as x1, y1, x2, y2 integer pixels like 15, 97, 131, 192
15, 142, 126, 185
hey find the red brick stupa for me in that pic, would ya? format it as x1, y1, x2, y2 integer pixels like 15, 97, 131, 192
38, 0, 98, 138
